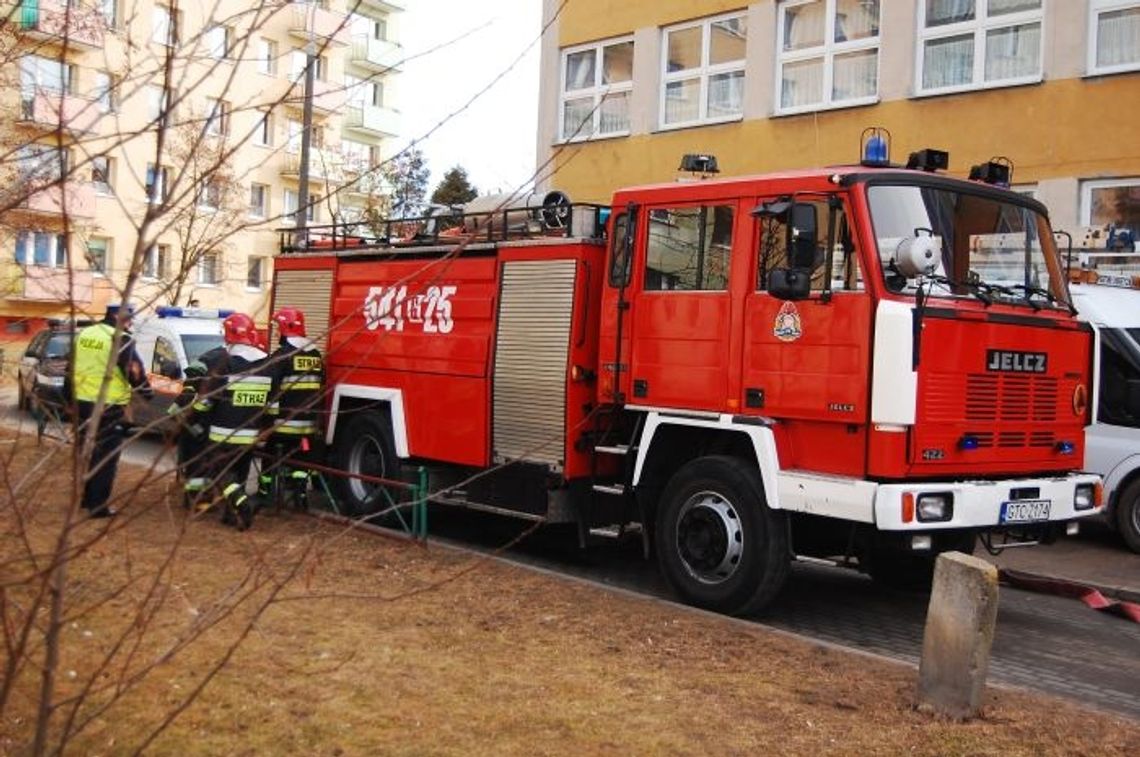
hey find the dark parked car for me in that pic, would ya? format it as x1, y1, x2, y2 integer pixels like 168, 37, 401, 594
16, 322, 89, 419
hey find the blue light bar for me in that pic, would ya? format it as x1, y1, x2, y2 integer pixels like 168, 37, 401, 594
156, 306, 235, 319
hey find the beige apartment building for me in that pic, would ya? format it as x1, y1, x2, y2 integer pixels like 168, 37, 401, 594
537, 0, 1140, 239
0, 0, 402, 336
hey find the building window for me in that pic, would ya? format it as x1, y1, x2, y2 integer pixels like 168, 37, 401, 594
777, 0, 880, 113
559, 37, 633, 141
152, 5, 176, 46
94, 71, 117, 112
15, 231, 67, 268
92, 155, 114, 195
146, 164, 169, 204
644, 205, 734, 291
197, 252, 221, 285
1090, 1, 1140, 75
246, 256, 265, 289
198, 179, 223, 211
341, 138, 377, 173
204, 98, 229, 136
917, 0, 1043, 94
257, 38, 277, 75
206, 25, 232, 59
86, 237, 110, 274
101, 0, 118, 27
249, 183, 268, 217
661, 13, 747, 128
255, 110, 273, 146
18, 144, 67, 185
143, 244, 170, 279
346, 75, 383, 108
1081, 179, 1140, 233
148, 85, 169, 123
290, 50, 327, 82
283, 189, 315, 222
19, 55, 74, 97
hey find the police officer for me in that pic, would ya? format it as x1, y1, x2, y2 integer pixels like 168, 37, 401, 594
72, 304, 153, 518
189, 313, 271, 530
258, 307, 324, 508
167, 345, 226, 509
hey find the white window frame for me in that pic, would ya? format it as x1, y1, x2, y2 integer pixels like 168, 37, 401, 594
915, 0, 1044, 97
91, 155, 113, 195
206, 25, 232, 60
659, 12, 748, 130
94, 71, 116, 113
558, 36, 634, 142
204, 98, 229, 136
1088, 1, 1140, 76
249, 183, 268, 218
1080, 177, 1140, 226
152, 5, 175, 47
246, 256, 265, 291
143, 244, 170, 280
146, 163, 169, 205
86, 237, 111, 275
197, 179, 223, 211
257, 38, 277, 75
775, 0, 881, 116
254, 110, 273, 147
197, 251, 221, 286
15, 231, 67, 268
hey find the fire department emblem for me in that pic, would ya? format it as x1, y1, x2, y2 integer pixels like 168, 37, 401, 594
773, 301, 802, 342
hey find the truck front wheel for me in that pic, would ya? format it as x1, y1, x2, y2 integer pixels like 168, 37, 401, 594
1116, 479, 1140, 554
330, 412, 399, 517
655, 456, 789, 616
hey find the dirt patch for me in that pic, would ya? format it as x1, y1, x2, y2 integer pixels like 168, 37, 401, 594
1, 430, 1138, 756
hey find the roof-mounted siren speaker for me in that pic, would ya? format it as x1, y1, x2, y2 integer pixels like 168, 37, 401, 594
968, 156, 1013, 188
906, 148, 950, 173
860, 126, 891, 167
678, 153, 719, 179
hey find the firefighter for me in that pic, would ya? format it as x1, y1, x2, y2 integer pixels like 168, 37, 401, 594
167, 345, 227, 509
72, 303, 153, 518
189, 313, 271, 530
258, 307, 325, 509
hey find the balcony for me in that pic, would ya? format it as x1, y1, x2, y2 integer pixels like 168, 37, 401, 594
19, 89, 101, 134
283, 78, 347, 116
350, 35, 402, 73
19, 265, 94, 303
19, 182, 96, 221
344, 104, 400, 138
289, 3, 350, 48
14, 0, 105, 49
281, 148, 343, 181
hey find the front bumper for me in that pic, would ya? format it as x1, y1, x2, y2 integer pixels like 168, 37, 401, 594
875, 473, 1102, 531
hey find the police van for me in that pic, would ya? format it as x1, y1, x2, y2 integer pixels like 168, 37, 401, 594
1070, 268, 1140, 553
130, 307, 228, 431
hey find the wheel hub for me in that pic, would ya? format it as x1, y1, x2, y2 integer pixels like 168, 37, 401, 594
676, 491, 743, 585
348, 434, 385, 503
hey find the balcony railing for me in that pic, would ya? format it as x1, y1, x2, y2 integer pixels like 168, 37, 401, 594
344, 103, 400, 138
283, 78, 347, 116
14, 0, 105, 49
19, 89, 101, 134
350, 35, 402, 72
20, 265, 94, 303
20, 182, 96, 220
289, 4, 350, 47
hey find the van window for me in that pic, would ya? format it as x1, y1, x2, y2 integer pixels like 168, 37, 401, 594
152, 336, 179, 374
181, 334, 223, 363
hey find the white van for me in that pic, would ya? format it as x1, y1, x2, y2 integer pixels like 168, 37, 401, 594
1071, 280, 1140, 552
130, 307, 228, 430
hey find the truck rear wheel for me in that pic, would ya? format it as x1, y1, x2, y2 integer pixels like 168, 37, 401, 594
330, 412, 399, 517
655, 456, 789, 616
1116, 479, 1140, 554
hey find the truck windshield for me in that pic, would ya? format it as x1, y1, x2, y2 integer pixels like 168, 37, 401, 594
181, 334, 223, 363
867, 184, 1070, 309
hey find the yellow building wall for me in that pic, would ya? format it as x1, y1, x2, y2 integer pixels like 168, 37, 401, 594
550, 77, 1140, 205
559, 0, 745, 45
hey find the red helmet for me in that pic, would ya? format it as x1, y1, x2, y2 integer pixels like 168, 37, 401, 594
272, 307, 306, 338
222, 313, 258, 347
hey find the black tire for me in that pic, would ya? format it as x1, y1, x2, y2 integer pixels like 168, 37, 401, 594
1116, 479, 1140, 554
329, 411, 399, 517
867, 532, 975, 591
654, 456, 789, 616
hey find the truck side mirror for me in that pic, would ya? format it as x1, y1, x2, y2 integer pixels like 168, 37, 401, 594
788, 202, 819, 269
768, 268, 812, 301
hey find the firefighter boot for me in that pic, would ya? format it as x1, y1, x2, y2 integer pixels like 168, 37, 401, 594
288, 469, 311, 511
223, 482, 255, 531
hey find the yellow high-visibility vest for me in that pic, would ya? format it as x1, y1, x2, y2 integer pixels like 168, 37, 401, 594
72, 323, 132, 405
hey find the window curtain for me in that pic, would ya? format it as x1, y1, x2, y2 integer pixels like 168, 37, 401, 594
599, 91, 630, 133
833, 49, 877, 100
781, 58, 823, 107
664, 79, 700, 123
835, 0, 879, 42
923, 34, 973, 88
784, 1, 825, 50
707, 71, 743, 117
565, 50, 595, 90
985, 22, 1039, 80
1097, 7, 1140, 67
926, 0, 975, 26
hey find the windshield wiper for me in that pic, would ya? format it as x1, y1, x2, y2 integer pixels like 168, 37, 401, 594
923, 272, 999, 307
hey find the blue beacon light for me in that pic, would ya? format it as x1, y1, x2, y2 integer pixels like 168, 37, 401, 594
1055, 440, 1076, 455
958, 434, 981, 451
860, 126, 891, 167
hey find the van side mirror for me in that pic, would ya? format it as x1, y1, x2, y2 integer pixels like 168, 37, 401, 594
768, 268, 812, 301
160, 359, 182, 380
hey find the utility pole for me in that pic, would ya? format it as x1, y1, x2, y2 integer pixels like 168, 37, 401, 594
295, 16, 317, 245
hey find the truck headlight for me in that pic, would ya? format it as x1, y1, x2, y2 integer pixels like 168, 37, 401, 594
916, 492, 953, 522
1074, 483, 1096, 511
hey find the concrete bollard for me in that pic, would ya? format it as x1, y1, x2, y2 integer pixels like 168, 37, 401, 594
916, 551, 1000, 720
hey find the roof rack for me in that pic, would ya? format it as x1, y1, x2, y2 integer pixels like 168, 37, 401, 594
278, 196, 610, 255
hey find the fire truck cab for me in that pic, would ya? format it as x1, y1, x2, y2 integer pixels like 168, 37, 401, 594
272, 142, 1102, 615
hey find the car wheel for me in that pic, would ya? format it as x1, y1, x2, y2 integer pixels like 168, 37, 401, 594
1116, 479, 1140, 554
655, 455, 789, 616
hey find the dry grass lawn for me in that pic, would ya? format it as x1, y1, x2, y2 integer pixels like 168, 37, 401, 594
1, 430, 1138, 756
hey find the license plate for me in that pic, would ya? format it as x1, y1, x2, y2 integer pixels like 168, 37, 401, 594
1000, 499, 1051, 524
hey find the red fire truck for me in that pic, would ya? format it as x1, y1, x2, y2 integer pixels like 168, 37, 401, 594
272, 137, 1102, 614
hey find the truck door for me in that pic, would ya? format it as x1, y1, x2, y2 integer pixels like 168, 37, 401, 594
740, 196, 873, 476
627, 202, 740, 411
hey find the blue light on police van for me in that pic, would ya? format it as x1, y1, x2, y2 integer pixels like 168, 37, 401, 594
156, 306, 235, 319
1055, 440, 1076, 455
958, 434, 980, 451
860, 126, 891, 167
156, 306, 183, 318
